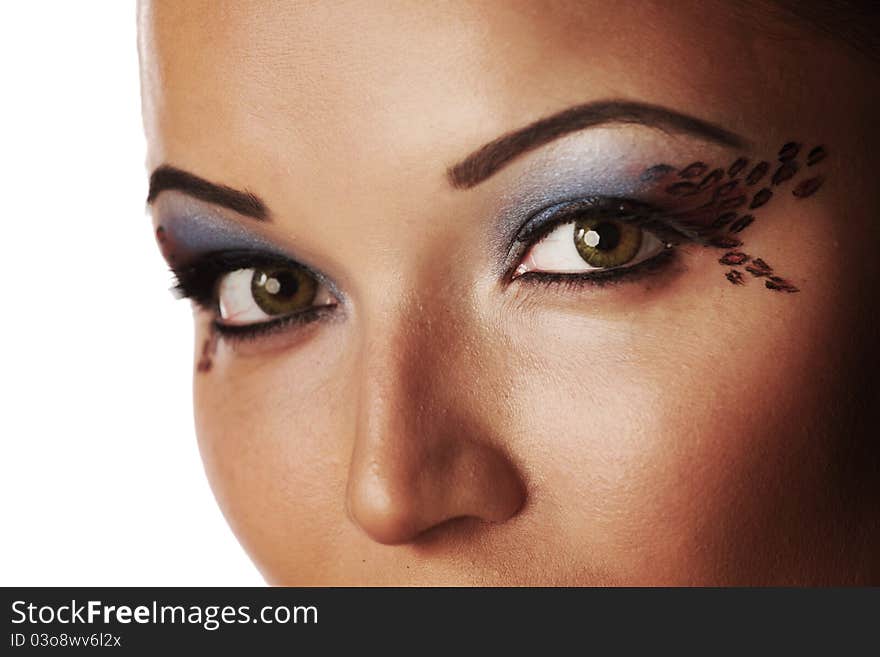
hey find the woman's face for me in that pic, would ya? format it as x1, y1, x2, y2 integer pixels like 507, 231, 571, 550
139, 0, 880, 584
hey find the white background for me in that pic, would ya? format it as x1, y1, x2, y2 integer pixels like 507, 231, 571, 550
0, 2, 263, 585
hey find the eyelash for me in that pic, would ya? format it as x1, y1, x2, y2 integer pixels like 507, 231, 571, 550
506, 197, 690, 285
213, 305, 336, 341
515, 248, 678, 289
170, 250, 336, 340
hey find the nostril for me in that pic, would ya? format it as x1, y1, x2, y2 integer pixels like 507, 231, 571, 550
344, 454, 527, 546
408, 515, 493, 548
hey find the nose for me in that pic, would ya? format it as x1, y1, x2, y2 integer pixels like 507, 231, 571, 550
344, 306, 526, 545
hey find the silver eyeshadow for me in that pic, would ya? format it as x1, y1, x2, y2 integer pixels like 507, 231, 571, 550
152, 191, 295, 265
491, 129, 732, 237
152, 194, 350, 304
485, 131, 736, 271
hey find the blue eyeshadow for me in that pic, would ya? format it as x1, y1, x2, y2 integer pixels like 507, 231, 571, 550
158, 211, 291, 265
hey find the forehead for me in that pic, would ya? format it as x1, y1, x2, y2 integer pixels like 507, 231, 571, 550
138, 0, 767, 181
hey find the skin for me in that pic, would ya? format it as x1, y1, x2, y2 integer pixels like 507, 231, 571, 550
139, 0, 880, 584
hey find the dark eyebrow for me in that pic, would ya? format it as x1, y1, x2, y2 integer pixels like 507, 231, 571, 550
147, 165, 270, 221
447, 99, 748, 189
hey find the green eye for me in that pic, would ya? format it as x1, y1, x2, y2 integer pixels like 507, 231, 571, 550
250, 265, 318, 315
573, 218, 643, 268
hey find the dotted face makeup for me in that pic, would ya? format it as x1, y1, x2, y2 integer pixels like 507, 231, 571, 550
640, 140, 829, 294
196, 330, 219, 373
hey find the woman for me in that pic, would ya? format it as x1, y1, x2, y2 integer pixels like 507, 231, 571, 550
138, 0, 879, 584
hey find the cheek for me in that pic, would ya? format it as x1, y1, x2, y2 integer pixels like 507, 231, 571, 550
504, 271, 864, 583
192, 330, 351, 582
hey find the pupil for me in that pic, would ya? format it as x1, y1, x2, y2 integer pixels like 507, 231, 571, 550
266, 270, 299, 298
591, 221, 621, 251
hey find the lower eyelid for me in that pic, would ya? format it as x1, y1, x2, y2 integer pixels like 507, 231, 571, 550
213, 303, 339, 342
513, 247, 679, 289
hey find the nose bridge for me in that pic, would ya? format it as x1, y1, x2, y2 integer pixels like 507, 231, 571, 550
360, 288, 455, 430
344, 286, 526, 544
347, 290, 456, 513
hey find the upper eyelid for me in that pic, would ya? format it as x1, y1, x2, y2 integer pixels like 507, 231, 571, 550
179, 248, 303, 270
172, 249, 345, 311
513, 198, 651, 242
171, 250, 308, 287
155, 215, 292, 264
151, 192, 312, 264
512, 197, 691, 249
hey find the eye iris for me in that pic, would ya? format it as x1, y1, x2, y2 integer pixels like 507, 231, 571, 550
573, 218, 642, 268
250, 266, 317, 315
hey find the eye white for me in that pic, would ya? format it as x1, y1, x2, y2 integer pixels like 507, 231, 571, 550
215, 268, 335, 326
514, 221, 666, 276
217, 268, 270, 324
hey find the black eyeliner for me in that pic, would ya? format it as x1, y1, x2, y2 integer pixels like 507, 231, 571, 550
171, 249, 335, 310
212, 304, 338, 342
512, 197, 698, 246
514, 247, 677, 288
169, 248, 343, 342
503, 196, 695, 283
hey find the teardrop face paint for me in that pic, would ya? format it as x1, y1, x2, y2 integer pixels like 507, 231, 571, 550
745, 258, 773, 277
640, 163, 676, 182
778, 142, 801, 161
729, 215, 755, 233
727, 157, 749, 177
806, 146, 827, 166
749, 188, 773, 209
699, 168, 724, 190
638, 140, 829, 293
772, 160, 799, 186
678, 161, 709, 179
745, 161, 770, 185
793, 176, 824, 198
765, 276, 800, 293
